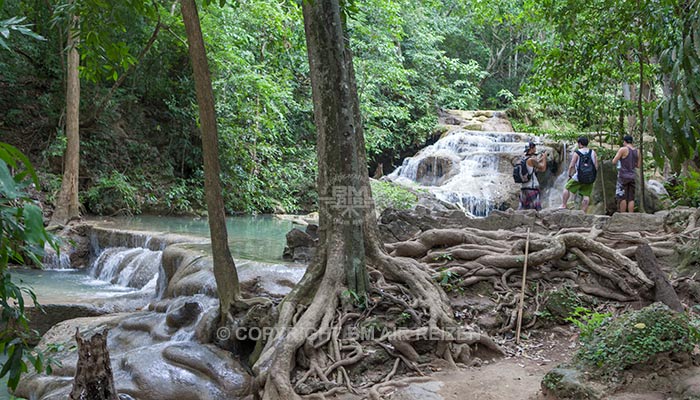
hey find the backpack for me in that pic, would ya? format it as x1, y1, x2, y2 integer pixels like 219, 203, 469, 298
513, 156, 532, 183
575, 150, 597, 184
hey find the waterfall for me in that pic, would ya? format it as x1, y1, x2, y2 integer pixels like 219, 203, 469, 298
388, 129, 556, 216
544, 142, 569, 209
91, 246, 163, 290
42, 244, 73, 270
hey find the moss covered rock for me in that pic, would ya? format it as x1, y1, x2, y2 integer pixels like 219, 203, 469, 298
541, 366, 602, 400
543, 286, 586, 324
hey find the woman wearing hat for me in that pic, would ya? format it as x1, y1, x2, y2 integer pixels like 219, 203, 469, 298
519, 142, 547, 211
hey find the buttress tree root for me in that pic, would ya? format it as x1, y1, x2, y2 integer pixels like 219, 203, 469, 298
248, 235, 502, 400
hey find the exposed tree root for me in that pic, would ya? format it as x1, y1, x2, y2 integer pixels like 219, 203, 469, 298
380, 223, 699, 340
245, 231, 506, 399
248, 208, 696, 398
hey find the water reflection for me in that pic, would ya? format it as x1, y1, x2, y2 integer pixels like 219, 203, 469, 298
90, 215, 294, 263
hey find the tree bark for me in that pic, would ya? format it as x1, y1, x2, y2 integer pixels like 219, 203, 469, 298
180, 0, 240, 321
305, 0, 369, 296
69, 329, 118, 400
636, 0, 646, 212
635, 244, 683, 311
51, 7, 80, 226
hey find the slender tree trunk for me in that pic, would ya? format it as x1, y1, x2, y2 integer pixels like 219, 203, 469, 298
637, 26, 646, 213
51, 8, 80, 226
180, 0, 240, 322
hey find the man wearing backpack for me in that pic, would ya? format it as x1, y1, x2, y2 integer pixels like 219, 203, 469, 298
612, 135, 641, 213
518, 142, 547, 211
561, 136, 597, 213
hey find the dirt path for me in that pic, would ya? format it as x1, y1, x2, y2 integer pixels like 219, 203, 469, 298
380, 327, 679, 400
386, 328, 574, 400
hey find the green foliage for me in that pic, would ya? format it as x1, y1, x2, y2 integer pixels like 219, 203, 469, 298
349, 0, 486, 159
369, 180, 418, 213
663, 169, 700, 208
50, 0, 158, 83
566, 306, 612, 342
83, 171, 140, 215
653, 0, 700, 172
523, 0, 672, 142
164, 178, 204, 215
396, 311, 412, 327
342, 289, 367, 309
0, 143, 59, 390
0, 15, 44, 50
432, 253, 454, 262
201, 1, 316, 213
434, 269, 463, 294
543, 286, 586, 324
574, 303, 700, 378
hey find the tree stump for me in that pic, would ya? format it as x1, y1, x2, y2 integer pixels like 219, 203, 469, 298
69, 329, 118, 400
635, 244, 683, 312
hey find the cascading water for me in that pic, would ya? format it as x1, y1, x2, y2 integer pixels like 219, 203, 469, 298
544, 142, 569, 209
389, 129, 545, 216
42, 246, 72, 269
91, 246, 163, 290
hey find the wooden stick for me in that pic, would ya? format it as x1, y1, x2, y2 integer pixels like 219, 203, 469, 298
515, 228, 531, 344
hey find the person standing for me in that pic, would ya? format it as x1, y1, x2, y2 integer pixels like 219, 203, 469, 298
612, 135, 640, 213
561, 136, 597, 213
519, 142, 547, 211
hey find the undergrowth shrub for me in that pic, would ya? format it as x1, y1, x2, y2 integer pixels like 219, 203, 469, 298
370, 180, 419, 213
573, 303, 700, 378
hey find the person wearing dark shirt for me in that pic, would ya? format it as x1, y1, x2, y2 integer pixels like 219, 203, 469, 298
612, 135, 641, 213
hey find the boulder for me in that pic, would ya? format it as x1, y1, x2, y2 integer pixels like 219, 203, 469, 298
23, 304, 105, 345
644, 179, 672, 213
285, 228, 315, 248
675, 368, 700, 400
414, 155, 458, 186
282, 225, 318, 262
43, 222, 92, 269
589, 160, 618, 215
541, 367, 603, 400
604, 212, 665, 233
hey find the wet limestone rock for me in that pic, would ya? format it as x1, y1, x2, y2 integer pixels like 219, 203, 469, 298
15, 297, 251, 400
161, 243, 305, 299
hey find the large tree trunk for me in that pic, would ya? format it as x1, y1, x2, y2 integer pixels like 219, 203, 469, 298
180, 0, 240, 322
251, 2, 460, 399
51, 8, 80, 226
69, 330, 118, 400
308, 0, 369, 297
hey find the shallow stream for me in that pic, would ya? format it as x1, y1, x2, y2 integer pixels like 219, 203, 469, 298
2, 215, 295, 399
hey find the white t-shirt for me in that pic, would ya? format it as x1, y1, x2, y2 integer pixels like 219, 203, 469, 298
521, 157, 539, 189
